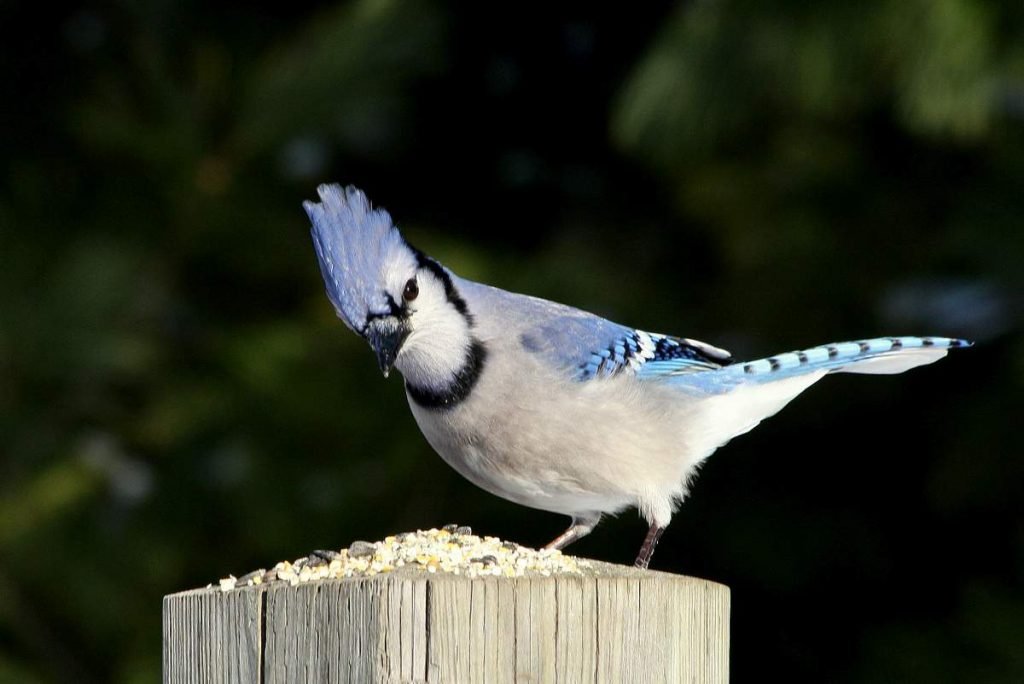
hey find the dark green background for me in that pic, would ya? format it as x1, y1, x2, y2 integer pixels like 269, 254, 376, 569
2, 1, 1022, 681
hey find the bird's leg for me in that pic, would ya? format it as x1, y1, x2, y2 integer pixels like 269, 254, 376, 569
633, 524, 665, 569
543, 514, 600, 551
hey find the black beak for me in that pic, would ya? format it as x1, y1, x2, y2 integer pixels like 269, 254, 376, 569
364, 317, 409, 378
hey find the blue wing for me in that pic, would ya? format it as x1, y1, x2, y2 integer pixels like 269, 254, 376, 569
454, 276, 734, 381
493, 289, 734, 381
576, 329, 733, 380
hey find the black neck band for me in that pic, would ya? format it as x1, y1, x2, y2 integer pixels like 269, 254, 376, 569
406, 340, 487, 410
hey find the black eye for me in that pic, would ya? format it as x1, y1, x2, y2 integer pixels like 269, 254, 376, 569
402, 278, 419, 302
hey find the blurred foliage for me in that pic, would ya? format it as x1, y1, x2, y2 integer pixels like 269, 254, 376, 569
0, 0, 1021, 681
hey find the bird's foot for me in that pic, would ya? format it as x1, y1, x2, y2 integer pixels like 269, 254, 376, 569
543, 514, 601, 551
633, 525, 665, 569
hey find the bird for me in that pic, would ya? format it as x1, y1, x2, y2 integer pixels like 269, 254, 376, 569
305, 184, 971, 569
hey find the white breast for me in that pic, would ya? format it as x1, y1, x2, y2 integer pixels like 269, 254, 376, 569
406, 344, 710, 527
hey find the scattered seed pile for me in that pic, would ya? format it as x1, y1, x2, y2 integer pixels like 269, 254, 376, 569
216, 525, 587, 591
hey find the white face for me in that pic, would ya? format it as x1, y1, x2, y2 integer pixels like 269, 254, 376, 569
389, 263, 474, 391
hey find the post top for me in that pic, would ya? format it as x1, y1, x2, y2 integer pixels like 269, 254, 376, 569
168, 523, 730, 600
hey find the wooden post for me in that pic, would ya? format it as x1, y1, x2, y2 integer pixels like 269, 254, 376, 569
163, 561, 729, 683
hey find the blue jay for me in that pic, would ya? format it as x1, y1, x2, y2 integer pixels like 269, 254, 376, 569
306, 184, 970, 569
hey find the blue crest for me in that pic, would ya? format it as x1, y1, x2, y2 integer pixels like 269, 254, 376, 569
305, 184, 416, 334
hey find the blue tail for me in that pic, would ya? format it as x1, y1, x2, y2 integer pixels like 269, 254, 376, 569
666, 336, 970, 459
722, 336, 972, 382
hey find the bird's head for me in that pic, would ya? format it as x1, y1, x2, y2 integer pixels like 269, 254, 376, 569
305, 184, 474, 384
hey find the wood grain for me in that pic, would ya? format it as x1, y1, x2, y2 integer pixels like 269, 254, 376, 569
163, 563, 729, 683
